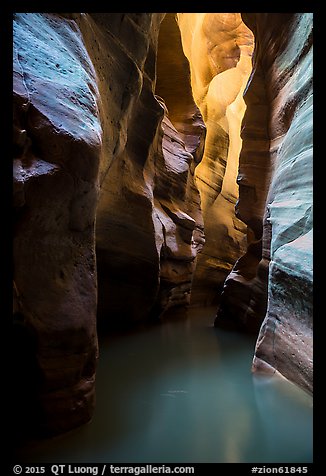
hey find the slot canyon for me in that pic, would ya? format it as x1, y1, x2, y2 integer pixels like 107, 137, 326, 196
13, 12, 313, 463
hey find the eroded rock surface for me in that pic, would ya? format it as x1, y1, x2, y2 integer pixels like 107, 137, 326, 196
216, 13, 313, 393
13, 12, 313, 441
150, 110, 204, 315
13, 12, 167, 435
92, 13, 165, 325
153, 13, 206, 314
13, 12, 205, 435
13, 13, 102, 436
177, 13, 254, 305
94, 13, 204, 325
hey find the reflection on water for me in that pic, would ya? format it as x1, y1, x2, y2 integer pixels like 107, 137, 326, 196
14, 307, 313, 463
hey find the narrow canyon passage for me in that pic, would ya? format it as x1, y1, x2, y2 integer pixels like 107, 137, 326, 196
13, 12, 313, 464
14, 307, 312, 463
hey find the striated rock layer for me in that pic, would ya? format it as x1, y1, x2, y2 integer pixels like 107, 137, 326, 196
177, 13, 254, 305
216, 13, 313, 393
153, 13, 206, 314
94, 12, 205, 325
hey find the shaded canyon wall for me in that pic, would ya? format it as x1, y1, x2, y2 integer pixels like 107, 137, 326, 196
13, 12, 205, 435
13, 12, 103, 436
95, 12, 205, 323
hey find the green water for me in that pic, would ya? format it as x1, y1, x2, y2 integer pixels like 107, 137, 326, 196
14, 307, 313, 463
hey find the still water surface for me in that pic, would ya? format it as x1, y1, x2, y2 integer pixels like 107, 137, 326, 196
15, 307, 313, 463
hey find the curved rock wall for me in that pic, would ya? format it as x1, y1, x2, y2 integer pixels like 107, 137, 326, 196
153, 13, 206, 314
217, 13, 313, 393
90, 13, 165, 325
214, 16, 271, 333
13, 12, 167, 435
177, 13, 254, 305
156, 14, 206, 163
13, 12, 313, 440
13, 13, 102, 437
13, 12, 205, 435
92, 12, 204, 324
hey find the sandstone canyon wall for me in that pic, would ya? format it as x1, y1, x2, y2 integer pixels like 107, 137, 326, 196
177, 13, 254, 305
13, 12, 165, 436
153, 13, 206, 315
13, 12, 205, 436
13, 11, 313, 440
216, 13, 313, 393
95, 12, 205, 323
13, 12, 102, 436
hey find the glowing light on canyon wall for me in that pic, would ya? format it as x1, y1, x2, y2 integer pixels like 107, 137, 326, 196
177, 13, 254, 304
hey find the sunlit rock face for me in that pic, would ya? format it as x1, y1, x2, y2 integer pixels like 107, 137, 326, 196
217, 13, 313, 393
177, 13, 254, 305
156, 14, 206, 163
